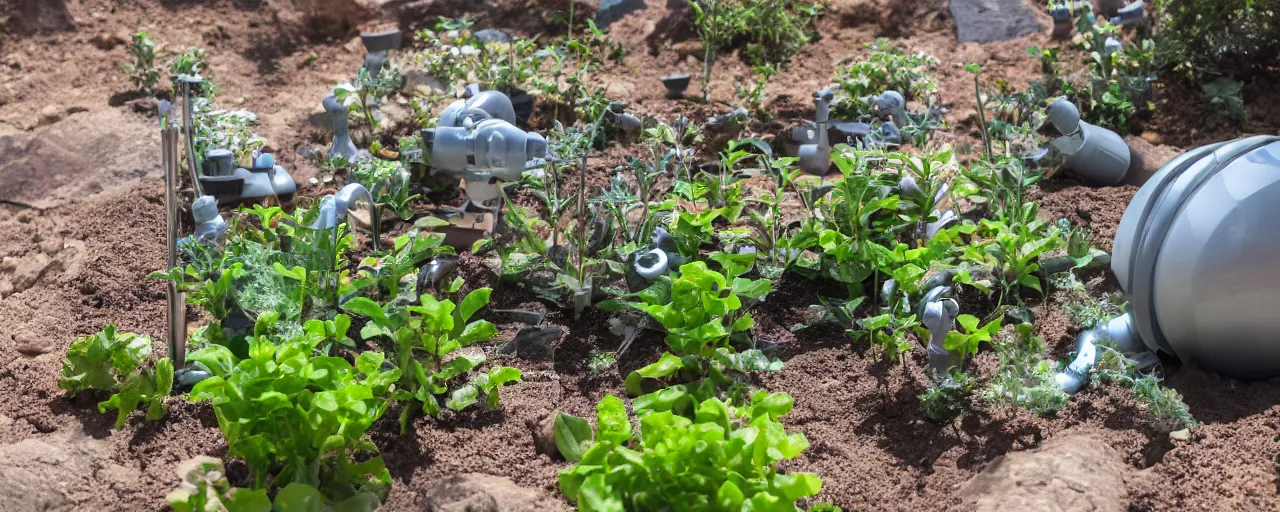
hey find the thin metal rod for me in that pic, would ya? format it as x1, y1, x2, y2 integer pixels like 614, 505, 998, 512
181, 81, 205, 197
162, 125, 187, 368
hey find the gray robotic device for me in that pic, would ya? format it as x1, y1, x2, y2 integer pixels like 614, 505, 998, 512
1058, 136, 1280, 391
420, 90, 547, 207
199, 150, 297, 204
1047, 97, 1132, 186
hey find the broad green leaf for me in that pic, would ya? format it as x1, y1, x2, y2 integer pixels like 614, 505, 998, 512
446, 384, 479, 411
554, 413, 593, 462
731, 277, 773, 300
434, 353, 485, 382
577, 473, 623, 512
956, 314, 980, 334
272, 483, 324, 512
771, 473, 823, 500
458, 288, 492, 323
717, 481, 746, 510
1017, 273, 1043, 293
341, 297, 388, 325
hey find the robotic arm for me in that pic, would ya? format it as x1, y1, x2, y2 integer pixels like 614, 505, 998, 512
421, 90, 547, 208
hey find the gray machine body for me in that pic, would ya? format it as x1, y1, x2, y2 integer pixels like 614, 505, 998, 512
199, 150, 297, 204
423, 90, 547, 204
1048, 98, 1131, 186
1110, 135, 1280, 379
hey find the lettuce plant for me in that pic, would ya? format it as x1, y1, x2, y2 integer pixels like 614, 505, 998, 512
59, 326, 174, 429
557, 391, 822, 510
187, 334, 400, 502
166, 457, 377, 512
343, 285, 521, 430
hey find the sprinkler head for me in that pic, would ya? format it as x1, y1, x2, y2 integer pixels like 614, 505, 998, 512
661, 74, 691, 99
361, 29, 403, 53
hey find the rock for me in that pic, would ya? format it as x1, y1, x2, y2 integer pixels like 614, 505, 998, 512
89, 32, 126, 50
125, 96, 159, 114
402, 69, 446, 96
528, 414, 559, 458
672, 40, 704, 58
962, 432, 1127, 512
1124, 135, 1182, 186
499, 327, 562, 361
1170, 428, 1192, 441
38, 105, 65, 127
595, 0, 647, 29
421, 473, 554, 512
14, 332, 54, 357
292, 0, 376, 40
950, 0, 1041, 43
9, 252, 51, 293
472, 28, 512, 43
0, 439, 74, 510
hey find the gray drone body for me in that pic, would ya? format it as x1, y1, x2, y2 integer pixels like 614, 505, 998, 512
421, 90, 547, 204
1059, 136, 1280, 391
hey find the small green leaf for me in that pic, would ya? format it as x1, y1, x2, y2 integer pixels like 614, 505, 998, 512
342, 297, 389, 325
458, 288, 493, 323
554, 413, 594, 462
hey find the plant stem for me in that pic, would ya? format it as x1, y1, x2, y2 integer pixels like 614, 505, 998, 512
974, 75, 992, 163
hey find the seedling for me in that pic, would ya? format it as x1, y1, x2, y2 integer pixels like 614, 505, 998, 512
124, 31, 161, 94
59, 326, 174, 429
342, 284, 521, 430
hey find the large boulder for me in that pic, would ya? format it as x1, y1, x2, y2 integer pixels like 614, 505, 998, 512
950, 0, 1041, 43
3, 0, 75, 35
962, 432, 1128, 512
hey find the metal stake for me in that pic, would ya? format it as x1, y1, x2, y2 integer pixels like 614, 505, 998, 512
179, 76, 205, 197
161, 103, 187, 369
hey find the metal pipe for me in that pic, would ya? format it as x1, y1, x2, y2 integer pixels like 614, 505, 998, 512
161, 103, 187, 369
1055, 311, 1142, 393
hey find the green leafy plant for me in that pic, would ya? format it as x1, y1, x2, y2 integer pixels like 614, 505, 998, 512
59, 326, 174, 429
689, 0, 750, 102
735, 65, 777, 117
1068, 11, 1158, 131
638, 261, 771, 359
942, 315, 1003, 357
981, 323, 1069, 416
1202, 77, 1248, 126
832, 41, 940, 119
170, 47, 217, 100
1154, 0, 1280, 79
343, 285, 521, 430
742, 0, 824, 65
124, 31, 161, 94
187, 335, 400, 502
1093, 344, 1196, 433
166, 457, 377, 512
349, 158, 421, 222
347, 229, 451, 302
918, 372, 974, 423
557, 392, 822, 509
335, 66, 405, 133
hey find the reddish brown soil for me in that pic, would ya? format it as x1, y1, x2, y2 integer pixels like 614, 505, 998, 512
3, 0, 1280, 511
